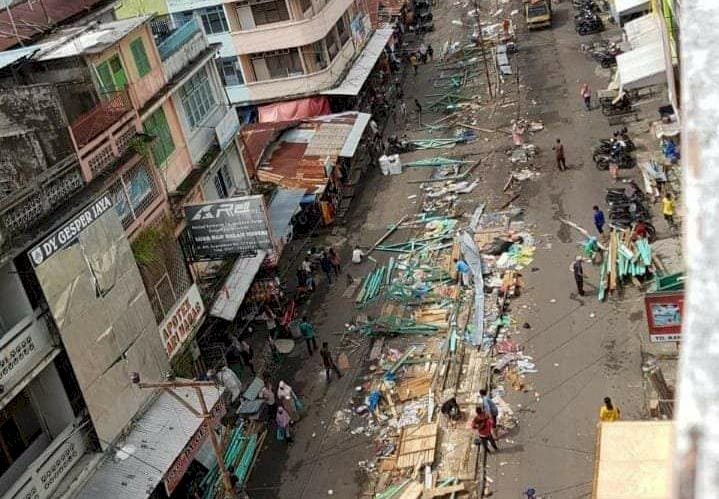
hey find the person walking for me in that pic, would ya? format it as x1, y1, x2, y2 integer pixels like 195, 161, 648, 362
399, 100, 407, 120
571, 256, 585, 296
328, 247, 341, 276
593, 205, 605, 234
471, 406, 499, 453
276, 406, 293, 443
301, 257, 315, 290
662, 192, 676, 229
299, 316, 318, 355
260, 376, 277, 421
553, 138, 567, 171
427, 43, 434, 61
599, 397, 621, 422
414, 98, 423, 125
479, 389, 499, 428
238, 337, 255, 376
419, 43, 428, 63
410, 52, 419, 75
352, 245, 364, 264
454, 258, 472, 287
320, 342, 342, 382
320, 251, 333, 285
277, 380, 302, 422
580, 82, 592, 110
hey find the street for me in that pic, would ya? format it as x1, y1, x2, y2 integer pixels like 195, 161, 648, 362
246, 1, 662, 497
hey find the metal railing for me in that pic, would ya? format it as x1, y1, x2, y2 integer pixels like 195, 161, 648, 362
69, 90, 132, 148
157, 18, 201, 60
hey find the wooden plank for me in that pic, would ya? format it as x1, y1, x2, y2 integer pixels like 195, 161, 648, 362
398, 481, 424, 499
396, 423, 439, 469
421, 484, 466, 498
369, 337, 385, 361
397, 376, 433, 401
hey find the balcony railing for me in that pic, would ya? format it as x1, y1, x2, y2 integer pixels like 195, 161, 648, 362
157, 18, 201, 60
3, 419, 90, 499
69, 91, 132, 149
0, 311, 57, 406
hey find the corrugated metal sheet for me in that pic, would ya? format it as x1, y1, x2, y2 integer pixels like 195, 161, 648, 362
74, 385, 222, 499
269, 188, 305, 241
459, 231, 484, 346
209, 250, 267, 321
0, 0, 109, 51
340, 112, 371, 157
321, 27, 394, 96
0, 46, 37, 70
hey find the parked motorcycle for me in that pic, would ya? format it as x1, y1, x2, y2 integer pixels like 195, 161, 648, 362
575, 17, 604, 35
594, 150, 636, 170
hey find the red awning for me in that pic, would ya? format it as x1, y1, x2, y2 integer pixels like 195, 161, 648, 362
258, 96, 331, 123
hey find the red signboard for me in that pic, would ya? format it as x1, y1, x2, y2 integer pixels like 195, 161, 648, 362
644, 291, 683, 342
163, 398, 226, 495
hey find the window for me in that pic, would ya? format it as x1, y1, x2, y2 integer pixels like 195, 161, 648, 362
0, 392, 42, 476
95, 54, 127, 93
312, 41, 327, 70
218, 57, 245, 86
252, 49, 303, 80
178, 6, 228, 34
213, 163, 235, 198
144, 107, 175, 166
130, 38, 151, 77
111, 163, 158, 227
179, 68, 217, 129
251, 0, 290, 26
325, 30, 339, 60
336, 15, 349, 45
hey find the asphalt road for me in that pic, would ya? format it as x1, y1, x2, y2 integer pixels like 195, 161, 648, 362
246, 1, 652, 497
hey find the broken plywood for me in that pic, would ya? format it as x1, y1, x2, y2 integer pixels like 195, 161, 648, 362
397, 376, 433, 402
397, 422, 439, 469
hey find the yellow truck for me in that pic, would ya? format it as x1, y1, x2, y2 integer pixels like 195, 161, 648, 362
524, 0, 552, 29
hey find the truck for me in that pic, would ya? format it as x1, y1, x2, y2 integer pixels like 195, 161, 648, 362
524, 0, 552, 29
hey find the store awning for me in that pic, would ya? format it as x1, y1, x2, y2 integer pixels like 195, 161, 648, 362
341, 112, 371, 157
321, 27, 394, 96
74, 385, 223, 499
257, 96, 331, 123
210, 250, 267, 321
613, 0, 651, 24
623, 13, 661, 49
593, 421, 673, 498
616, 40, 667, 90
269, 188, 306, 242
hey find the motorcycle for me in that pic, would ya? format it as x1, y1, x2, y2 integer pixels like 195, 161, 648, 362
591, 48, 620, 67
594, 150, 636, 170
575, 18, 604, 35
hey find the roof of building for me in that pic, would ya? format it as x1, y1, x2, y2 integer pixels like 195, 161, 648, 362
0, 0, 113, 51
240, 112, 371, 192
74, 384, 223, 499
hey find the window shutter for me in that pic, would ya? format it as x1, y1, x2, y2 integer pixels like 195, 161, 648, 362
130, 38, 151, 77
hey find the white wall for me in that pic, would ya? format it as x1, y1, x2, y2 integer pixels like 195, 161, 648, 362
28, 362, 75, 438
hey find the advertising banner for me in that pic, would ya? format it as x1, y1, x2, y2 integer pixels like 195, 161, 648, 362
184, 195, 273, 261
644, 291, 683, 342
159, 284, 205, 358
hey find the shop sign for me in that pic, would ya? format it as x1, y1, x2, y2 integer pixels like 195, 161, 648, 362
28, 194, 113, 267
184, 195, 273, 261
215, 109, 240, 150
163, 399, 226, 495
644, 290, 683, 342
160, 284, 205, 358
166, 0, 220, 12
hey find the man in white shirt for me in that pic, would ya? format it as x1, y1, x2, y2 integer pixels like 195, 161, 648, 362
352, 246, 364, 264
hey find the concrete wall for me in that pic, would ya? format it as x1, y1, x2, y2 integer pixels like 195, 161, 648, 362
27, 362, 75, 438
0, 261, 33, 334
32, 206, 169, 448
0, 85, 73, 192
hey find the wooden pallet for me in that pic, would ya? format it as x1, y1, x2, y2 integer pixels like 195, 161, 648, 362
396, 423, 439, 469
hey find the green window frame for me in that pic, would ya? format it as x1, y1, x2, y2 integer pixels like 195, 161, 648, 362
95, 54, 127, 93
144, 107, 175, 166
130, 38, 151, 77
179, 67, 216, 129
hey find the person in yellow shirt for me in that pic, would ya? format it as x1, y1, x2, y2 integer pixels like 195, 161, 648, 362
662, 192, 676, 228
599, 397, 621, 422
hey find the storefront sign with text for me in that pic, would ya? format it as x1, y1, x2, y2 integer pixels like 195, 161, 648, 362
160, 284, 205, 358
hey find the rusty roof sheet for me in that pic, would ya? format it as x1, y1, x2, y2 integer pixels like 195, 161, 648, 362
0, 0, 111, 51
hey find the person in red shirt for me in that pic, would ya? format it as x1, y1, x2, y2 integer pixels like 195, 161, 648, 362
471, 406, 499, 453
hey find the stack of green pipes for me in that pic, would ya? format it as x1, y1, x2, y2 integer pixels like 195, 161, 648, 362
356, 265, 386, 306
409, 138, 464, 149
355, 315, 439, 336
200, 424, 258, 499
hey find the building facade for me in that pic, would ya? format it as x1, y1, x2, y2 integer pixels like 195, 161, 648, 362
117, 0, 374, 109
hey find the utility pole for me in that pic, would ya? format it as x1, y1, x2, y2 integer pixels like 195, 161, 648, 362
132, 375, 237, 499
473, 0, 494, 99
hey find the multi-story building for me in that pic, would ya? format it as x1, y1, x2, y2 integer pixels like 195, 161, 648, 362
0, 15, 248, 497
118, 0, 389, 111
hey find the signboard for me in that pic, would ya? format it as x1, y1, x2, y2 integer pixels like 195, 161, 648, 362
644, 291, 683, 342
28, 194, 114, 267
164, 398, 226, 494
159, 284, 205, 358
166, 0, 222, 12
215, 109, 240, 150
184, 195, 273, 261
